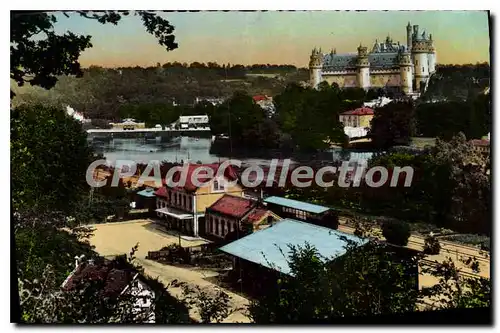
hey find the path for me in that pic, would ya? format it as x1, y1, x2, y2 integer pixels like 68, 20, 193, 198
86, 219, 251, 323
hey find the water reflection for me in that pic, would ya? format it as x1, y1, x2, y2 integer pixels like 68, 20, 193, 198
91, 136, 374, 166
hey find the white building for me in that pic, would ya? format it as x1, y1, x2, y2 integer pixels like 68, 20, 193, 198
194, 97, 225, 106
109, 119, 146, 130
178, 115, 210, 129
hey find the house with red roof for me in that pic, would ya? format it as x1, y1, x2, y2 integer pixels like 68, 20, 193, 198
204, 194, 281, 240
61, 255, 156, 323
154, 163, 243, 237
339, 107, 375, 128
471, 139, 490, 155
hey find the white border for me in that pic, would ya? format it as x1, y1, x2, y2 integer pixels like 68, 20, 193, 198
2, 1, 497, 332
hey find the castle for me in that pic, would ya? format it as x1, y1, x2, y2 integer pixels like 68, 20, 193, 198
309, 22, 437, 95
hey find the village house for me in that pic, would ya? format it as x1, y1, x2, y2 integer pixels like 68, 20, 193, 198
339, 107, 375, 128
61, 255, 156, 323
471, 139, 490, 155
154, 163, 243, 237
204, 194, 281, 240
263, 196, 339, 230
252, 95, 276, 116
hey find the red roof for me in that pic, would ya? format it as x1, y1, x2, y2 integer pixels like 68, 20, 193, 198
207, 195, 274, 225
63, 261, 134, 298
341, 107, 374, 116
166, 163, 238, 192
208, 195, 255, 219
253, 95, 268, 102
471, 139, 490, 147
244, 208, 270, 224
154, 186, 168, 198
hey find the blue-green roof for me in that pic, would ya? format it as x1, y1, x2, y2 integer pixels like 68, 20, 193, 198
264, 196, 330, 214
219, 219, 367, 275
136, 188, 156, 198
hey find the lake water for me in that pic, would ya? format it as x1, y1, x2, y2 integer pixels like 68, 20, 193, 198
91, 137, 375, 167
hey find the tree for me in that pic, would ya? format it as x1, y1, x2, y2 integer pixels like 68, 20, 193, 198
420, 258, 490, 309
11, 11, 177, 97
370, 101, 416, 148
11, 104, 95, 214
423, 233, 441, 255
429, 133, 490, 234
274, 83, 346, 151
247, 241, 419, 323
381, 219, 411, 246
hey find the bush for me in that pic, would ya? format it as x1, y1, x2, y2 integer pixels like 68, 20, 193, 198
381, 219, 411, 246
423, 234, 441, 255
440, 234, 490, 251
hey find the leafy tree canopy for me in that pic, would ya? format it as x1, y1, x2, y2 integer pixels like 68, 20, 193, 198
11, 10, 178, 96
11, 104, 96, 214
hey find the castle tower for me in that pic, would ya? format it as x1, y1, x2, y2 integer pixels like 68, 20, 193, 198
356, 44, 370, 90
309, 47, 323, 89
428, 34, 436, 73
406, 22, 412, 51
399, 50, 413, 94
411, 26, 430, 92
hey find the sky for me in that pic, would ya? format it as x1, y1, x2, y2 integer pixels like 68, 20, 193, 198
53, 11, 490, 68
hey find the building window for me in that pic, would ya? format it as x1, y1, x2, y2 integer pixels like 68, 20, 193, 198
215, 218, 219, 235
212, 178, 225, 192
422, 67, 424, 72
221, 220, 226, 237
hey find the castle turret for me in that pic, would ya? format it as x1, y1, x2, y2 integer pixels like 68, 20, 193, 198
428, 34, 436, 73
309, 47, 323, 89
411, 27, 430, 92
406, 22, 412, 51
356, 44, 370, 90
399, 50, 413, 94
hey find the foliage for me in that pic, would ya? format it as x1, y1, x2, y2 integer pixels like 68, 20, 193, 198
381, 219, 411, 246
364, 133, 490, 235
18, 246, 192, 323
180, 284, 232, 323
247, 241, 419, 323
351, 216, 382, 239
370, 101, 416, 148
11, 105, 95, 214
429, 133, 490, 234
423, 234, 441, 255
416, 92, 490, 140
14, 211, 97, 284
421, 63, 490, 102
440, 234, 490, 251
420, 258, 490, 309
11, 63, 307, 119
10, 10, 177, 96
274, 83, 347, 151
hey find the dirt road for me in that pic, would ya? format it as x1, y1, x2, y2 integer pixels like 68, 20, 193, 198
87, 219, 251, 323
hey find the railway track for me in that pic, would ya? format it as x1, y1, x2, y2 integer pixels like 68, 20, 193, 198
338, 223, 490, 267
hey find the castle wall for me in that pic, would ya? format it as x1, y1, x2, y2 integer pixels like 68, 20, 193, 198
323, 74, 357, 88
370, 73, 401, 87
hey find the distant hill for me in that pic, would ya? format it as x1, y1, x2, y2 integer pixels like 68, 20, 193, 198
11, 63, 309, 119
